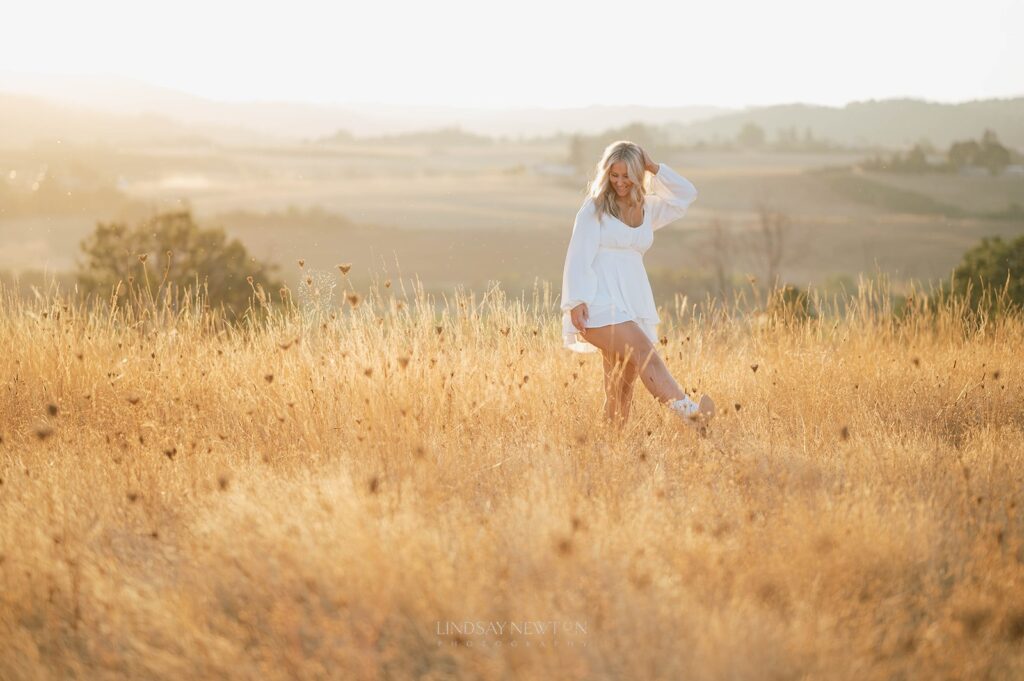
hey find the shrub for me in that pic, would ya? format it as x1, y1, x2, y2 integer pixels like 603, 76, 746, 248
75, 209, 284, 315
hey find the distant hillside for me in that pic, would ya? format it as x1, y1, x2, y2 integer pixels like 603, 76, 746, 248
2, 70, 1021, 150
0, 92, 280, 148
0, 71, 378, 145
671, 98, 1024, 150
310, 125, 497, 147
0, 71, 731, 141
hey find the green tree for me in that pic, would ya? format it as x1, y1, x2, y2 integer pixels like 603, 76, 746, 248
948, 138, 980, 168
947, 130, 1010, 175
915, 137, 936, 154
737, 122, 765, 148
904, 144, 929, 172
568, 134, 586, 170
949, 235, 1024, 312
767, 283, 815, 323
75, 209, 284, 314
978, 128, 1011, 176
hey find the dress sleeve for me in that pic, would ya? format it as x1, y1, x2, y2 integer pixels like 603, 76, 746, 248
560, 199, 601, 313
646, 162, 698, 231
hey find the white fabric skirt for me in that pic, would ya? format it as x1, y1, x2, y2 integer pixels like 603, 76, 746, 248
562, 252, 660, 354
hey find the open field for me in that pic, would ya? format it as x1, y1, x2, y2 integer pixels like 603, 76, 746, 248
1, 277, 1022, 679
3, 144, 1023, 301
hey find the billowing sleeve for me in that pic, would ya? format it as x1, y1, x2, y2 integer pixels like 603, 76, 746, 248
560, 199, 601, 313
646, 162, 698, 231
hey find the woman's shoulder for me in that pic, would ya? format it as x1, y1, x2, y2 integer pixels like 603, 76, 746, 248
577, 195, 600, 219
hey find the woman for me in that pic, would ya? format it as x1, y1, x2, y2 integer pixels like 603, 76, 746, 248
560, 140, 715, 432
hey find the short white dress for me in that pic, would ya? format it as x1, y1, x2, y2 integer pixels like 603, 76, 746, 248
560, 163, 699, 353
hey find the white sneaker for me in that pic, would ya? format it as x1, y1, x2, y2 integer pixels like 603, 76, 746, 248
668, 395, 700, 418
669, 394, 715, 435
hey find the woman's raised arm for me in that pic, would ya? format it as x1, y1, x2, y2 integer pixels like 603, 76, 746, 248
646, 163, 698, 231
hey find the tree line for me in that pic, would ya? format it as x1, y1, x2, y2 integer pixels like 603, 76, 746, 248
860, 129, 1016, 175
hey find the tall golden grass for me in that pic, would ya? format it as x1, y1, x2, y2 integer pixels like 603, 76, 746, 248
1, 269, 1022, 680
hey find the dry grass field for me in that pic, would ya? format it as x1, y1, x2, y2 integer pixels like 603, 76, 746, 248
1, 273, 1022, 680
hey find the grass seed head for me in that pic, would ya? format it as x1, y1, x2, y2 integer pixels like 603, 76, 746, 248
1005, 610, 1024, 641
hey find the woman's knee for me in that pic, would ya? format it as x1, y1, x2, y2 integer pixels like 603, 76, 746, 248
619, 334, 658, 372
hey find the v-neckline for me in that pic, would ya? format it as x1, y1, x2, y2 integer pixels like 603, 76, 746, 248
612, 204, 646, 229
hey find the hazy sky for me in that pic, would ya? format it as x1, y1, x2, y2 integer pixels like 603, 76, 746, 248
4, 0, 1022, 109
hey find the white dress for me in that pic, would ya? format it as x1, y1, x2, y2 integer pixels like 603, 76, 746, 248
560, 163, 699, 353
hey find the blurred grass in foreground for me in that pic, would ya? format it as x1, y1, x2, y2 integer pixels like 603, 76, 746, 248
1, 271, 1022, 680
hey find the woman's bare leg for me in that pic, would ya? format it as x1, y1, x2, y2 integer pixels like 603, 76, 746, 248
581, 321, 687, 405
618, 357, 638, 419
600, 350, 631, 428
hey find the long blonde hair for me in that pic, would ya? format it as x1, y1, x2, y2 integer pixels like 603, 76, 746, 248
585, 141, 649, 224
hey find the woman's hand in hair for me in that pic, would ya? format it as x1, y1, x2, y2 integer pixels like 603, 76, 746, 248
639, 147, 658, 174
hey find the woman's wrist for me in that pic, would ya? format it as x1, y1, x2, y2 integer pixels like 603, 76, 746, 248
646, 162, 659, 174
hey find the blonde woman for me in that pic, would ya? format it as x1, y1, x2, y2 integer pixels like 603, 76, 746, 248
561, 140, 715, 432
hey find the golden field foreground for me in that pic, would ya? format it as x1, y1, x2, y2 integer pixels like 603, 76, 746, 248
1, 275, 1022, 680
